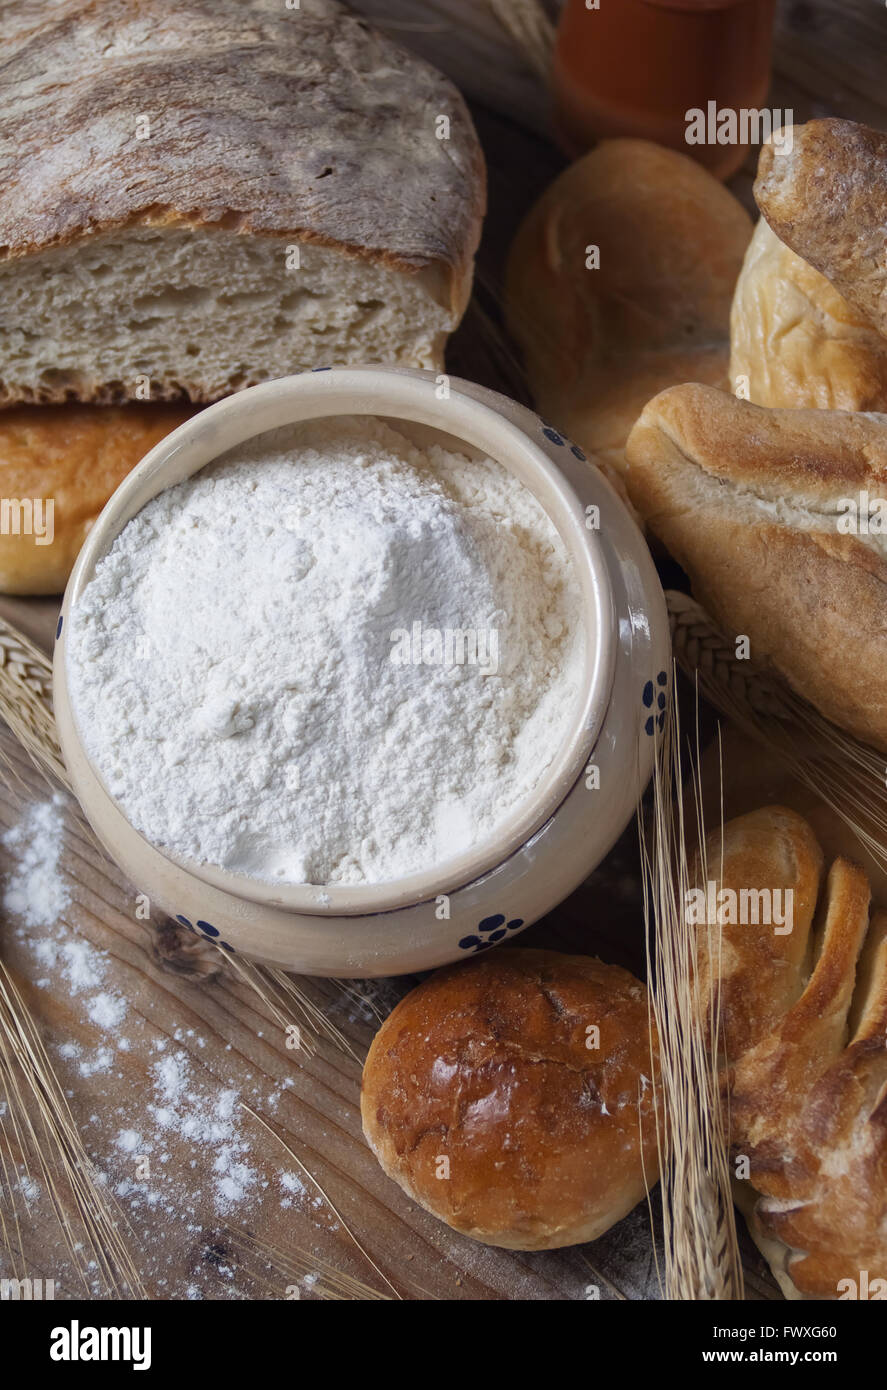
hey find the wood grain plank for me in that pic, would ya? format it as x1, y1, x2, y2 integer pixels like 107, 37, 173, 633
14, 0, 885, 1301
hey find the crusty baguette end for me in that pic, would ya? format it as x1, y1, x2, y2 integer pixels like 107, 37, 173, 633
625, 385, 887, 752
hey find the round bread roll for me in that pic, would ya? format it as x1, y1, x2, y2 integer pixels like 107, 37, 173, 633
730, 217, 887, 412
504, 139, 752, 475
0, 404, 193, 595
360, 947, 659, 1251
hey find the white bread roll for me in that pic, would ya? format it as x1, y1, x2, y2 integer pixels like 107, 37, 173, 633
755, 119, 887, 342
504, 140, 751, 474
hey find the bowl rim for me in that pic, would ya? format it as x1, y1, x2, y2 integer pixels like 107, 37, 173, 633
57, 367, 616, 915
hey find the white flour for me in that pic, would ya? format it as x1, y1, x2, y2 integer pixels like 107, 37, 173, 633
66, 418, 583, 885
2, 794, 70, 927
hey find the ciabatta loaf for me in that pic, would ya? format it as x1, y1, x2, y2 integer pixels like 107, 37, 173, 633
0, 0, 485, 403
625, 385, 887, 753
692, 806, 887, 1300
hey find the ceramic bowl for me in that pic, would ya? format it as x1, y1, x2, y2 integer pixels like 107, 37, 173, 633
54, 367, 670, 976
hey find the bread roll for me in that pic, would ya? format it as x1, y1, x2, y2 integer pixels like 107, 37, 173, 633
691, 806, 887, 1299
730, 217, 887, 411
361, 948, 659, 1251
0, 0, 485, 403
625, 384, 887, 753
755, 119, 887, 341
504, 139, 751, 471
0, 405, 192, 595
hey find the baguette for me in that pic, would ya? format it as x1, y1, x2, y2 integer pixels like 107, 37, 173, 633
625, 384, 887, 752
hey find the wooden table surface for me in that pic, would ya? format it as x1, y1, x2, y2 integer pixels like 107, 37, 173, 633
1, 0, 884, 1301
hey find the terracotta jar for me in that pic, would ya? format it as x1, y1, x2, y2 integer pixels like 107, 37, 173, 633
553, 0, 778, 180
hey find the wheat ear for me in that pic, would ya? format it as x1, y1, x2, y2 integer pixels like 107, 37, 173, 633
0, 620, 69, 790
640, 673, 744, 1300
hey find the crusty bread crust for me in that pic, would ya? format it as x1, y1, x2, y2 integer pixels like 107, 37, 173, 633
694, 807, 824, 1061
0, 0, 484, 285
0, 0, 485, 402
361, 948, 659, 1251
756, 119, 887, 341
504, 139, 751, 472
625, 384, 887, 752
693, 807, 887, 1299
730, 217, 887, 412
0, 405, 193, 594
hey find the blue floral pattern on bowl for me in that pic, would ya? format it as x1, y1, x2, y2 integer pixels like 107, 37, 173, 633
175, 914, 236, 953
459, 913, 525, 953
539, 420, 587, 461
643, 670, 669, 736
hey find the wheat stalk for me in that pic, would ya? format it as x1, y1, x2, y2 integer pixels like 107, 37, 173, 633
0, 620, 148, 1295
240, 1104, 401, 1300
0, 962, 147, 1297
640, 672, 744, 1301
223, 1225, 393, 1301
215, 950, 364, 1063
667, 590, 887, 874
484, 0, 555, 81
0, 621, 69, 791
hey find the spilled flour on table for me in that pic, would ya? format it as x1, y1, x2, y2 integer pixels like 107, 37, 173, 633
97, 1040, 325, 1229
17, 1174, 41, 1204
148, 1050, 257, 1209
2, 793, 70, 927
1, 796, 339, 1296
87, 991, 128, 1029
280, 1171, 307, 1202
2, 795, 129, 1035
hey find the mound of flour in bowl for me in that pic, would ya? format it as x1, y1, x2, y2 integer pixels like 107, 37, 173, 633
66, 417, 584, 886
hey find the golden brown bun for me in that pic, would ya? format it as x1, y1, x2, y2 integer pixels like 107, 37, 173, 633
730, 217, 887, 411
504, 140, 752, 472
692, 806, 887, 1300
624, 384, 887, 753
756, 119, 887, 340
360, 948, 659, 1251
0, 405, 193, 594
